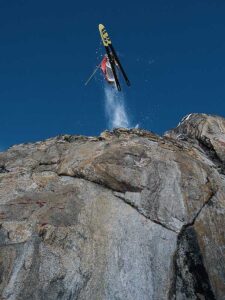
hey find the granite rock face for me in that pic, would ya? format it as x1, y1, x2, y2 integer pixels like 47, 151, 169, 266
0, 113, 224, 300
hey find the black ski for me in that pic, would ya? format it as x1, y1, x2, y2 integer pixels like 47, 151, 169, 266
105, 46, 121, 91
109, 44, 130, 86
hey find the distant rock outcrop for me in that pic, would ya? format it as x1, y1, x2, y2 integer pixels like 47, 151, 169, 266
0, 113, 224, 299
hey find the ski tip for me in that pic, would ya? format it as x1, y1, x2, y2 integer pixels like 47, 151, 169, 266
99, 24, 105, 31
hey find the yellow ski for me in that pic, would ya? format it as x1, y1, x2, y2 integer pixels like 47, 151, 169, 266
99, 24, 112, 47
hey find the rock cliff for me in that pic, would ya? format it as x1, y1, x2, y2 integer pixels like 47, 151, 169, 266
0, 113, 224, 300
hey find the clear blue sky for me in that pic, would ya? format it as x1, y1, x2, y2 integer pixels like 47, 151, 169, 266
0, 0, 225, 149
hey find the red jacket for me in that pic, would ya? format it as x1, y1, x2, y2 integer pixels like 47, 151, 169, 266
101, 56, 107, 76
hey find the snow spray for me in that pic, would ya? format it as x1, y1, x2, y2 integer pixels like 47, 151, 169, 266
104, 86, 130, 129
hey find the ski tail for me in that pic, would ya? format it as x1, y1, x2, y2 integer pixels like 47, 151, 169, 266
109, 44, 130, 87
105, 46, 121, 91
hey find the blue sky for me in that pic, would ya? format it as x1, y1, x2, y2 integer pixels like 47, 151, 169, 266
0, 0, 225, 149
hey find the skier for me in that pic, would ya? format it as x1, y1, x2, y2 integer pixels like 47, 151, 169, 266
100, 54, 117, 85
85, 24, 130, 91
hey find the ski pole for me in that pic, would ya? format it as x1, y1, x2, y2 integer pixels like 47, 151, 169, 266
85, 63, 101, 86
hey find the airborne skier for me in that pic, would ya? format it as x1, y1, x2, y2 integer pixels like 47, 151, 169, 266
85, 24, 130, 91
100, 54, 118, 85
